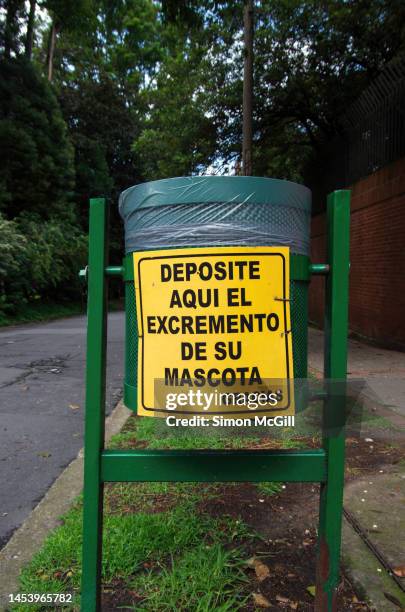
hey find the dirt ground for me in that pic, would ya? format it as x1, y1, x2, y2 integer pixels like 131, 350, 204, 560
101, 435, 404, 611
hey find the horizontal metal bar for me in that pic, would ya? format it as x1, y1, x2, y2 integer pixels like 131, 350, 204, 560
101, 449, 327, 483
310, 263, 330, 275
123, 254, 312, 282
105, 266, 123, 277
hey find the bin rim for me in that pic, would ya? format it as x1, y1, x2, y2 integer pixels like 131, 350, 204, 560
119, 175, 311, 218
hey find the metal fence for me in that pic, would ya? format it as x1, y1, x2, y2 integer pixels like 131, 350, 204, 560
307, 56, 405, 212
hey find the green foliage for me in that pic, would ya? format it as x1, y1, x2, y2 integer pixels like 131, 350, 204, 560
59, 75, 137, 215
0, 212, 27, 315
0, 57, 75, 218
132, 8, 222, 179
250, 0, 405, 179
257, 482, 283, 496
133, 57, 218, 179
108, 416, 260, 450
0, 0, 27, 58
0, 301, 85, 327
0, 211, 87, 315
17, 213, 87, 296
0, 213, 27, 280
131, 0, 405, 182
132, 544, 248, 611
16, 484, 252, 611
1, 0, 405, 319
99, 0, 162, 79
44, 0, 94, 31
51, 0, 163, 256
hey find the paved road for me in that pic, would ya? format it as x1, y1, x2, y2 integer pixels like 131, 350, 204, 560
0, 312, 125, 548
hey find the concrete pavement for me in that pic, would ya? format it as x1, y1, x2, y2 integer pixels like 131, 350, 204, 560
342, 465, 405, 610
0, 311, 125, 548
309, 326, 405, 610
309, 327, 405, 423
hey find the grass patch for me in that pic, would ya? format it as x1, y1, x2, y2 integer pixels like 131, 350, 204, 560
14, 476, 254, 612
108, 416, 261, 451
361, 410, 398, 432
104, 481, 219, 515
15, 416, 319, 610
132, 543, 248, 611
257, 481, 283, 496
0, 299, 123, 327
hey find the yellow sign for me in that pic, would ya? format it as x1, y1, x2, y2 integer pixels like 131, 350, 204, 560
133, 247, 294, 417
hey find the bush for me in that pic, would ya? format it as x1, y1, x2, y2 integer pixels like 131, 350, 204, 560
17, 213, 88, 298
0, 213, 28, 313
0, 212, 87, 315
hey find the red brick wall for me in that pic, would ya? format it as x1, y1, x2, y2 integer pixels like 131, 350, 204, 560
309, 156, 405, 350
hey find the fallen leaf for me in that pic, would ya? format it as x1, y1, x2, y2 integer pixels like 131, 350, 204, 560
274, 595, 298, 610
307, 585, 316, 597
245, 556, 256, 568
252, 593, 271, 608
69, 403, 80, 410
253, 559, 270, 581
276, 595, 291, 604
393, 566, 405, 577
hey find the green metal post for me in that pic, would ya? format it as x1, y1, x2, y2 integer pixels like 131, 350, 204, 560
315, 190, 350, 611
81, 198, 109, 612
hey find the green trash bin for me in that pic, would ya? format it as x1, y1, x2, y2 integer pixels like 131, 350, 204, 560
119, 176, 311, 412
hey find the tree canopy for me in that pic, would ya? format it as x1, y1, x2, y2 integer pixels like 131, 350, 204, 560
0, 0, 404, 315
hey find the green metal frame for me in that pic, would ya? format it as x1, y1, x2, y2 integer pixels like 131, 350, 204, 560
81, 190, 350, 612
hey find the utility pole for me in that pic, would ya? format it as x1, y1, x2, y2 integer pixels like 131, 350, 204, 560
242, 0, 254, 176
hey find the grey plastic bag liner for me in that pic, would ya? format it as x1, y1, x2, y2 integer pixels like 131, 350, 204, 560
119, 176, 311, 256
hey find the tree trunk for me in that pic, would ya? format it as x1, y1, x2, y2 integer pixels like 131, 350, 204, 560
242, 0, 254, 176
4, 0, 19, 59
46, 20, 59, 82
25, 0, 36, 60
